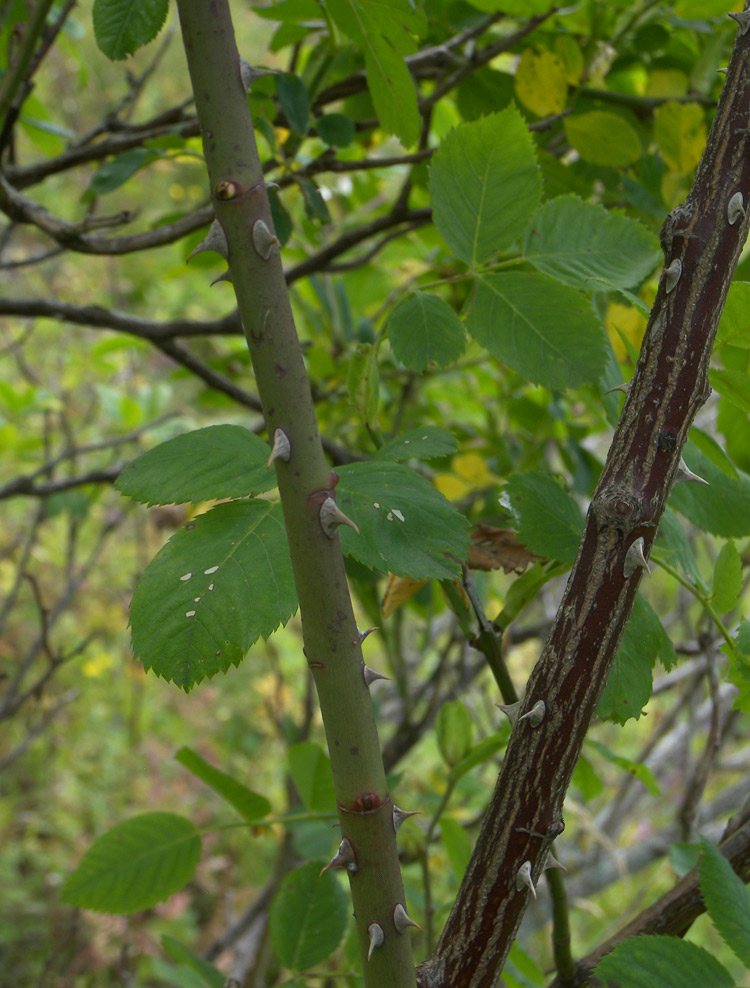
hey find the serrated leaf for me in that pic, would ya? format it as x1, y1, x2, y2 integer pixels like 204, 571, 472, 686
430, 107, 542, 267
175, 747, 271, 822
376, 426, 458, 462
93, 0, 169, 60
564, 111, 642, 167
670, 442, 750, 537
130, 500, 297, 691
504, 472, 583, 566
270, 862, 349, 970
386, 292, 467, 371
436, 699, 473, 767
712, 541, 742, 614
523, 195, 660, 291
336, 461, 471, 579
595, 935, 734, 988
117, 426, 277, 506
467, 272, 607, 390
276, 73, 310, 135
325, 0, 422, 146
699, 837, 750, 967
161, 937, 225, 988
288, 743, 337, 813
440, 817, 472, 878
61, 813, 200, 914
598, 595, 676, 724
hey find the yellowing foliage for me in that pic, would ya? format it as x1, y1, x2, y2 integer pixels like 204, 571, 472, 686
515, 49, 568, 118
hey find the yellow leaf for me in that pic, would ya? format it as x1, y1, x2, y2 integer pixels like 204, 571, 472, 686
646, 69, 688, 98
606, 302, 647, 362
453, 451, 497, 487
515, 49, 568, 118
654, 101, 706, 173
382, 573, 428, 618
434, 472, 471, 501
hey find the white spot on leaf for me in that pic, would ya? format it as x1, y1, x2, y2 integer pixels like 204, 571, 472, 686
204, 566, 219, 575
180, 572, 192, 581
208, 583, 215, 591
392, 509, 405, 522
186, 610, 196, 618
373, 502, 380, 509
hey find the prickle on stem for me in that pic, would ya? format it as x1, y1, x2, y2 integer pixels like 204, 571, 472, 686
728, 191, 745, 226
393, 804, 419, 833
518, 699, 546, 728
187, 219, 228, 261
729, 9, 750, 34
664, 258, 682, 294
363, 664, 390, 687
267, 427, 291, 468
675, 456, 709, 486
393, 902, 422, 934
252, 218, 280, 260
319, 496, 360, 539
623, 537, 650, 579
515, 860, 537, 899
367, 922, 385, 960
320, 836, 357, 875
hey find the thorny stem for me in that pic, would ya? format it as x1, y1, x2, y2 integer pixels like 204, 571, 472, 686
174, 3, 416, 985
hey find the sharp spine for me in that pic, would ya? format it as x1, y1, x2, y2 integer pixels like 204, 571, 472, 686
187, 219, 228, 261
363, 664, 390, 687
393, 902, 422, 934
320, 837, 357, 876
367, 922, 384, 960
393, 804, 419, 833
267, 427, 291, 468
518, 699, 546, 728
675, 456, 708, 486
515, 860, 537, 899
319, 496, 360, 539
623, 537, 650, 579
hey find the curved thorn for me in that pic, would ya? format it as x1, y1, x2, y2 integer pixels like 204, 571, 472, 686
623, 537, 650, 579
675, 456, 709, 486
496, 700, 522, 727
518, 699, 546, 728
515, 860, 537, 899
320, 836, 357, 876
729, 9, 750, 34
664, 258, 682, 294
393, 902, 422, 934
543, 852, 567, 874
319, 496, 360, 539
267, 427, 291, 468
604, 382, 631, 396
356, 626, 378, 646
367, 922, 385, 960
187, 219, 228, 262
728, 191, 745, 226
393, 804, 420, 833
363, 664, 391, 687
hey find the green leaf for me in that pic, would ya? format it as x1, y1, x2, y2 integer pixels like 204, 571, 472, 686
522, 195, 660, 291
595, 935, 734, 988
270, 862, 349, 970
276, 73, 310, 135
712, 541, 742, 614
564, 111, 642, 168
699, 837, 750, 967
87, 148, 160, 197
336, 461, 471, 579
386, 292, 467, 372
598, 595, 676, 724
92, 0, 169, 60
116, 426, 277, 506
161, 937, 225, 988
463, 0, 551, 12
130, 500, 297, 691
376, 426, 458, 462
440, 817, 472, 878
436, 699, 473, 767
451, 733, 507, 780
670, 842, 700, 877
467, 272, 607, 390
504, 472, 583, 566
325, 0, 423, 146
716, 282, 750, 349
690, 427, 738, 480
61, 813, 201, 914
587, 739, 660, 796
288, 743, 337, 813
316, 113, 355, 147
572, 754, 604, 802
175, 747, 271, 822
654, 101, 706, 173
430, 107, 541, 267
670, 443, 750, 537
736, 618, 750, 658
346, 343, 380, 428
710, 368, 750, 414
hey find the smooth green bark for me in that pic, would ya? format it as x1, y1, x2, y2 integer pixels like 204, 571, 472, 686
174, 3, 417, 984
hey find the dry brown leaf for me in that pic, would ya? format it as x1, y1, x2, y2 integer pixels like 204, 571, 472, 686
468, 524, 540, 574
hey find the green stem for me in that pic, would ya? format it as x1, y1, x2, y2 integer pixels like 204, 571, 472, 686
546, 867, 576, 987
654, 558, 735, 651
174, 5, 416, 985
